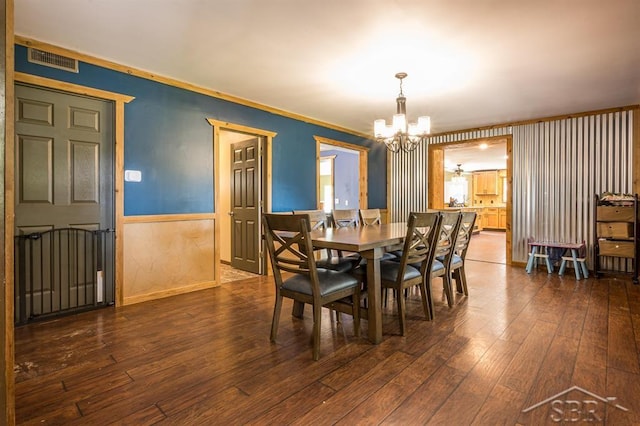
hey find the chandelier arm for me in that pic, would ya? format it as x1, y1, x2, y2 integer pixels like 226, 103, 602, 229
385, 138, 400, 153
377, 136, 401, 153
401, 135, 420, 153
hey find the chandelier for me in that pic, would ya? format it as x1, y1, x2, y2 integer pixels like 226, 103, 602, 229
452, 164, 466, 183
374, 72, 431, 153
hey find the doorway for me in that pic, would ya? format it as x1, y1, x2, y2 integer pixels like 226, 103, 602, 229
14, 84, 116, 322
315, 136, 369, 212
429, 135, 513, 264
210, 120, 275, 281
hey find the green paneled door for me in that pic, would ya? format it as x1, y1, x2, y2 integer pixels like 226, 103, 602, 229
14, 84, 114, 320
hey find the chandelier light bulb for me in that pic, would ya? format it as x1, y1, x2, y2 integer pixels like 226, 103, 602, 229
418, 116, 431, 134
392, 114, 406, 133
374, 119, 386, 137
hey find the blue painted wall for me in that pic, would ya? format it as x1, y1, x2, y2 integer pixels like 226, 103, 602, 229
15, 44, 387, 215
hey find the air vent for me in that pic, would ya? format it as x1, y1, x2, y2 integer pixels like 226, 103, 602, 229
28, 48, 79, 73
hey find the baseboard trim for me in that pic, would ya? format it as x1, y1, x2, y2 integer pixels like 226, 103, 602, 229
123, 280, 218, 305
123, 213, 216, 224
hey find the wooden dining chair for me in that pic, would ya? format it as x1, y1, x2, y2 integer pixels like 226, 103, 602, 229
430, 211, 463, 313
292, 209, 328, 230
263, 213, 361, 361
354, 212, 441, 335
359, 208, 382, 226
450, 211, 477, 296
331, 209, 358, 256
292, 209, 354, 272
332, 209, 360, 228
325, 208, 360, 322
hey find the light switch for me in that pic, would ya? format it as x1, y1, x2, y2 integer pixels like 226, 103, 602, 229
124, 170, 142, 182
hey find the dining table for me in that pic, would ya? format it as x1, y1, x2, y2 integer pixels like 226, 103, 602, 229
293, 222, 408, 344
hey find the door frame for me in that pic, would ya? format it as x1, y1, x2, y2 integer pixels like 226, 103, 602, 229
14, 72, 134, 305
428, 134, 513, 264
318, 155, 336, 212
208, 119, 275, 281
2, 1, 13, 420
314, 135, 368, 210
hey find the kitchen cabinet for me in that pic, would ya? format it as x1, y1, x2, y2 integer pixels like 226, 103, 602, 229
473, 171, 498, 195
484, 207, 499, 228
478, 206, 506, 230
499, 208, 507, 229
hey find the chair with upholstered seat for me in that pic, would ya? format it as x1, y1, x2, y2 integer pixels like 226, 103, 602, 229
450, 211, 477, 296
328, 208, 363, 321
430, 211, 462, 314
292, 209, 328, 230
263, 213, 361, 360
292, 209, 354, 272
332, 209, 360, 228
331, 209, 360, 259
359, 208, 383, 226
356, 208, 396, 263
354, 212, 441, 335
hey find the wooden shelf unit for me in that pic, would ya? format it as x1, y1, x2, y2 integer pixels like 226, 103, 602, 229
594, 193, 639, 284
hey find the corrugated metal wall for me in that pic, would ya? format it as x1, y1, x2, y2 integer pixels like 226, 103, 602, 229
389, 142, 429, 222
389, 110, 634, 267
512, 111, 634, 267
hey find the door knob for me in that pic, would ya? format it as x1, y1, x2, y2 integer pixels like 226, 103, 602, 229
228, 212, 234, 216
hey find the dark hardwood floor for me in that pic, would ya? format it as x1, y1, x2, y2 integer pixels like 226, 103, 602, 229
14, 243, 640, 424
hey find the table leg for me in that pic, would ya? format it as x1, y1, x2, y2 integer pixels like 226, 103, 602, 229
363, 247, 384, 344
571, 248, 581, 280
525, 246, 537, 273
544, 249, 553, 273
292, 301, 304, 318
581, 261, 589, 278
559, 257, 567, 276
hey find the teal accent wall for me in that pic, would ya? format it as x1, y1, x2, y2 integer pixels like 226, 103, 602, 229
15, 44, 387, 215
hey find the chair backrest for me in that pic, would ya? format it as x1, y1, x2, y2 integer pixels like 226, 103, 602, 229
332, 209, 359, 228
292, 210, 327, 230
263, 213, 319, 290
454, 212, 477, 260
397, 212, 442, 277
359, 208, 382, 226
434, 212, 463, 267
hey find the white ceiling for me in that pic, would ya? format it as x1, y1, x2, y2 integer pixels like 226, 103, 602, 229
444, 140, 507, 172
14, 0, 640, 135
